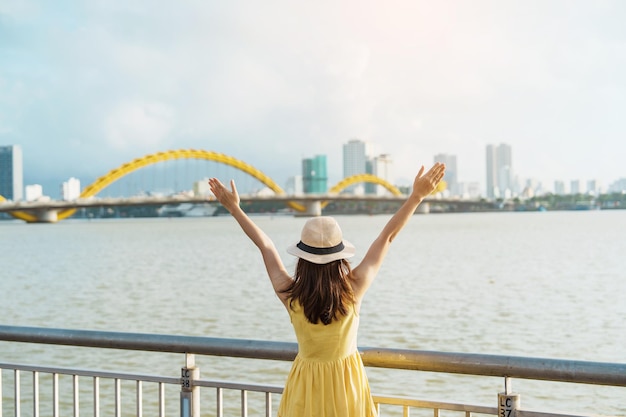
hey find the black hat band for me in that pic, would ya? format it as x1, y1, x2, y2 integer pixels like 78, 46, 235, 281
296, 241, 345, 255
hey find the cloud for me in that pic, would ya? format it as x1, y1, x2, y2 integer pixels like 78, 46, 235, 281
105, 100, 175, 150
2, 0, 626, 195
0, 0, 41, 20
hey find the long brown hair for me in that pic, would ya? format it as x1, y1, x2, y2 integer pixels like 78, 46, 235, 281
282, 258, 355, 325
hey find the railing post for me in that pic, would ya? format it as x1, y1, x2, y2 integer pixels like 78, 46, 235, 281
498, 377, 521, 417
14, 370, 20, 417
180, 353, 200, 417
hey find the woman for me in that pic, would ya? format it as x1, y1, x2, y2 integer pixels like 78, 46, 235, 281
208, 162, 445, 417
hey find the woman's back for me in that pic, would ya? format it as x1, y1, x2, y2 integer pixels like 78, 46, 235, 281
278, 301, 376, 417
289, 300, 359, 361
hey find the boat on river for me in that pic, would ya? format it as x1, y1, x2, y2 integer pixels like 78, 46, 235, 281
158, 202, 217, 217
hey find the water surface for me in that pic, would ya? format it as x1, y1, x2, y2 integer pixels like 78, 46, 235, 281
1, 211, 625, 415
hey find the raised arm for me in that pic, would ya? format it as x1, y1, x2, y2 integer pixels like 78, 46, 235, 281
351, 163, 446, 300
208, 178, 292, 306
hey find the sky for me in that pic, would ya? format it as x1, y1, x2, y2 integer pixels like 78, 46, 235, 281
1, 0, 625, 198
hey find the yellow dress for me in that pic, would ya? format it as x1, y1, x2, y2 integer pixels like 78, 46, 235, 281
278, 301, 377, 417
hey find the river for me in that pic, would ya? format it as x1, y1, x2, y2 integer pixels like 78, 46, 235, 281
1, 210, 625, 416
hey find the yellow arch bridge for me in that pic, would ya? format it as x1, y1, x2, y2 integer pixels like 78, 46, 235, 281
1, 149, 445, 223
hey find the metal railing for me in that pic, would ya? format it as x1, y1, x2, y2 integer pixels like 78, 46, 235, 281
1, 325, 624, 417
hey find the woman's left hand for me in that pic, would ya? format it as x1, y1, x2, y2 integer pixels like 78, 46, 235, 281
208, 178, 240, 212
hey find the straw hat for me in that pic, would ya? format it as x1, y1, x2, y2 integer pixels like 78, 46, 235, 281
287, 217, 355, 264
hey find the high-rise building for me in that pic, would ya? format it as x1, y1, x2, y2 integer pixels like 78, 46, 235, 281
62, 177, 81, 200
366, 154, 393, 195
302, 155, 327, 194
570, 179, 583, 195
486, 143, 513, 199
343, 139, 368, 193
285, 175, 304, 196
486, 145, 495, 198
554, 180, 566, 195
343, 139, 368, 177
434, 153, 457, 195
609, 178, 626, 193
0, 145, 23, 201
587, 179, 601, 196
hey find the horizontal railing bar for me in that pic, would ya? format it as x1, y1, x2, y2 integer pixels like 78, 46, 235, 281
517, 411, 591, 417
1, 325, 625, 387
0, 325, 296, 360
373, 395, 497, 415
358, 347, 626, 387
194, 379, 283, 394
0, 362, 180, 385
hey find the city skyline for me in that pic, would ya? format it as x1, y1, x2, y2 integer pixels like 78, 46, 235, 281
3, 129, 623, 200
4, 139, 624, 202
2, 1, 626, 196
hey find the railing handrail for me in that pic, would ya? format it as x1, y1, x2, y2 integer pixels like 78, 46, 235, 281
1, 325, 625, 388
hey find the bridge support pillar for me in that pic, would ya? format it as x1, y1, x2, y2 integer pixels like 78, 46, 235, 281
34, 210, 59, 223
416, 202, 430, 214
300, 201, 322, 217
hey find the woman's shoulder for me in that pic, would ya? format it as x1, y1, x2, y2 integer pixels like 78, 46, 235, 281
286, 298, 302, 314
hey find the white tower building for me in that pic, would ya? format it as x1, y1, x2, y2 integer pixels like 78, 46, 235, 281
369, 154, 393, 195
25, 184, 44, 201
62, 177, 81, 200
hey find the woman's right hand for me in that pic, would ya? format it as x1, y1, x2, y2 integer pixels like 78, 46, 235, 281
411, 162, 446, 200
